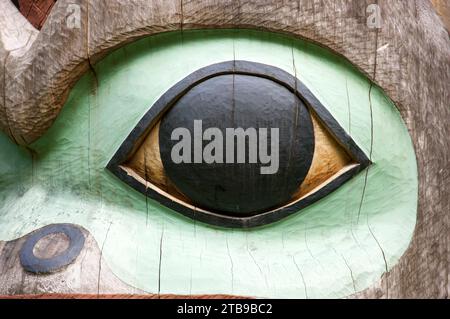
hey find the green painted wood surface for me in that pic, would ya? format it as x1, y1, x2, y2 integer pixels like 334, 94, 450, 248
0, 30, 417, 298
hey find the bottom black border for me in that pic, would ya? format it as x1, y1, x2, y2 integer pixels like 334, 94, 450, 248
0, 298, 442, 318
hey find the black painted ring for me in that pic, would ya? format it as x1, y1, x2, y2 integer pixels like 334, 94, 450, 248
19, 224, 85, 274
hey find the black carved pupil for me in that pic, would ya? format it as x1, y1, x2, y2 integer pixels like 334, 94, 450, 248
159, 74, 314, 216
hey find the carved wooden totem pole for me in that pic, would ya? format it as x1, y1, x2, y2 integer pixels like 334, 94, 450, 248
0, 0, 448, 299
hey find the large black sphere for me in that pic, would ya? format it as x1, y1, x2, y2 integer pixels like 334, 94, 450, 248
159, 74, 314, 216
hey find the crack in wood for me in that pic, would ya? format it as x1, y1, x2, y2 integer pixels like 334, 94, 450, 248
97, 222, 112, 296
225, 235, 234, 293
292, 255, 308, 299
157, 227, 164, 298
245, 235, 269, 289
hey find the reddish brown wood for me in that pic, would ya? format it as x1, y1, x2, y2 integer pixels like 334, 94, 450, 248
16, 0, 57, 30
0, 294, 249, 299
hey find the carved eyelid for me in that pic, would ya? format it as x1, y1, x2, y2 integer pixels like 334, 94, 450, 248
107, 61, 370, 228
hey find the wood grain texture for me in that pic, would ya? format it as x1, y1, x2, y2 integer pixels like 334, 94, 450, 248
0, 225, 143, 295
431, 0, 450, 31
0, 2, 38, 142
32, 232, 70, 259
126, 122, 192, 203
353, 0, 450, 298
295, 113, 351, 197
0, 225, 248, 298
0, 0, 448, 298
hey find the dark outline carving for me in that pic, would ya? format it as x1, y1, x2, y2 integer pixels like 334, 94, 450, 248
19, 224, 85, 274
107, 61, 371, 228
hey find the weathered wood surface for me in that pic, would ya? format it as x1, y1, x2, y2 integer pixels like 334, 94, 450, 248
0, 225, 143, 295
0, 0, 448, 298
0, 225, 247, 298
11, 0, 450, 33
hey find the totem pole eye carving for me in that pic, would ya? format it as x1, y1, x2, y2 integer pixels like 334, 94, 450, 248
107, 61, 370, 228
